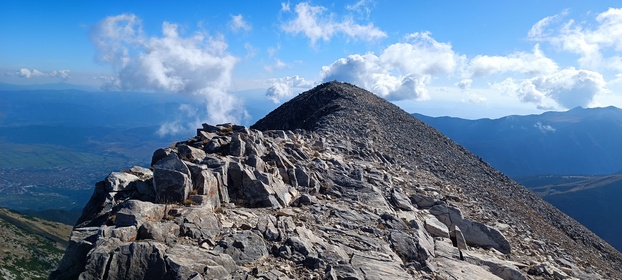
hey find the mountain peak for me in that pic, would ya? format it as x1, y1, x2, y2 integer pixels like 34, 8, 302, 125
252, 81, 384, 131
52, 82, 622, 279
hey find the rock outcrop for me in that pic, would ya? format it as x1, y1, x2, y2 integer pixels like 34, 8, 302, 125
51, 82, 622, 279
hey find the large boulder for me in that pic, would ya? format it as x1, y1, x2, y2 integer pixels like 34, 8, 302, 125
165, 245, 237, 279
215, 231, 269, 265
105, 242, 167, 279
104, 172, 140, 192
430, 204, 511, 254
115, 200, 166, 228
153, 169, 192, 204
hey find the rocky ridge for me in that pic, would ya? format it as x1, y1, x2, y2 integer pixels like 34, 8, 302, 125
51, 82, 622, 279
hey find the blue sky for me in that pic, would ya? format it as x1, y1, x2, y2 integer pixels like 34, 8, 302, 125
3, 1, 622, 125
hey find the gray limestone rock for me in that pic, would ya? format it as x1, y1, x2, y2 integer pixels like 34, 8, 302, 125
229, 132, 246, 157
50, 227, 100, 280
114, 200, 166, 228
78, 237, 124, 280
178, 144, 207, 162
153, 153, 191, 177
104, 172, 140, 192
391, 189, 413, 211
180, 207, 221, 240
430, 204, 511, 254
463, 250, 527, 280
256, 215, 280, 241
165, 245, 237, 280
452, 225, 469, 251
411, 193, 438, 209
138, 221, 180, 242
105, 241, 167, 280
111, 226, 137, 242
215, 231, 269, 265
350, 253, 411, 280
389, 231, 430, 265
153, 168, 192, 203
151, 148, 173, 167
424, 215, 450, 238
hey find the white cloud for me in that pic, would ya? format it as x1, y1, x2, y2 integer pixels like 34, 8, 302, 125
527, 10, 567, 40
91, 13, 242, 128
16, 68, 70, 79
383, 32, 459, 75
346, 0, 373, 19
229, 14, 252, 32
265, 75, 314, 103
466, 45, 558, 77
320, 32, 460, 100
534, 122, 556, 133
280, 2, 290, 12
281, 2, 386, 45
517, 68, 605, 109
529, 8, 622, 69
456, 78, 472, 91
264, 58, 288, 72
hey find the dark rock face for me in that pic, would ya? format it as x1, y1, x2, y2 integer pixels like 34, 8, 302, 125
51, 82, 622, 279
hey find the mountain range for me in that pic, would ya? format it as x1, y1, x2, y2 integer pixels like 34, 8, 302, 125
414, 106, 622, 177
51, 82, 622, 279
414, 108, 622, 252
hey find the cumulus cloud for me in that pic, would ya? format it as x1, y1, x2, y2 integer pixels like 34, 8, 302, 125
229, 14, 252, 32
265, 75, 314, 103
466, 45, 558, 77
18, 68, 44, 78
91, 13, 242, 133
281, 2, 386, 45
16, 68, 70, 79
529, 8, 622, 69
515, 68, 605, 109
320, 32, 460, 100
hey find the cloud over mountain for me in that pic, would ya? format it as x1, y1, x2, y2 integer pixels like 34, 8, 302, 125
91, 13, 242, 134
265, 75, 314, 103
320, 32, 460, 101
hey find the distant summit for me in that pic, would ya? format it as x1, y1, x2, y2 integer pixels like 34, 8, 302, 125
52, 81, 622, 279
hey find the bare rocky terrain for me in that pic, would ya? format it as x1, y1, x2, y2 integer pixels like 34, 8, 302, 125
51, 82, 622, 279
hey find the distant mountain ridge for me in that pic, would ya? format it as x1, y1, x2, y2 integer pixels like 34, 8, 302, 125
414, 106, 622, 177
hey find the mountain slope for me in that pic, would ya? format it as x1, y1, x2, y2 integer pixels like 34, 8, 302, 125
0, 208, 72, 279
414, 109, 622, 252
414, 106, 622, 177
254, 81, 622, 274
521, 174, 622, 251
52, 82, 622, 279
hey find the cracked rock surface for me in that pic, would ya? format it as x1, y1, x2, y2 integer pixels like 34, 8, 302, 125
51, 82, 622, 279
